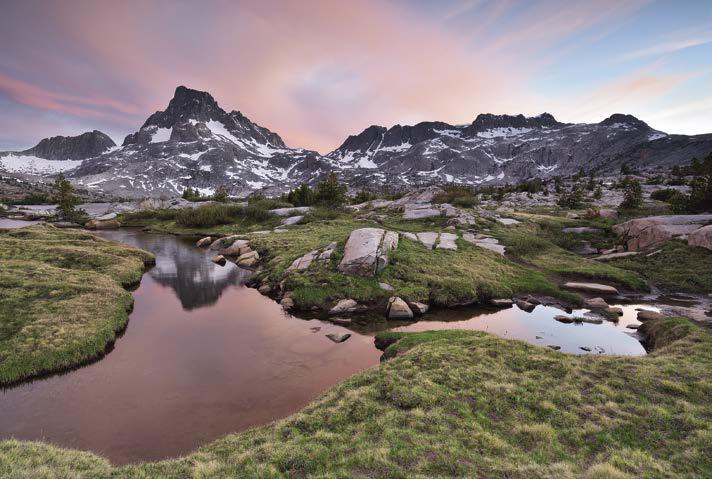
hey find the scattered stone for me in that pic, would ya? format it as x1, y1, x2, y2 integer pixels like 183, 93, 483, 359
496, 217, 520, 226
584, 297, 609, 309
280, 293, 294, 310
462, 232, 506, 255
237, 250, 259, 267
407, 301, 429, 315
196, 236, 213, 248
515, 299, 536, 312
637, 310, 664, 321
594, 251, 640, 261
436, 232, 458, 250
211, 255, 226, 266
329, 317, 352, 326
386, 297, 414, 320
416, 232, 439, 250
326, 333, 351, 343
329, 299, 361, 315
96, 212, 118, 221
379, 282, 394, 291
554, 315, 574, 324
339, 228, 398, 276
281, 215, 304, 226
490, 298, 513, 307
400, 232, 418, 241
547, 345, 561, 350
269, 206, 312, 217
84, 219, 120, 230
562, 282, 619, 295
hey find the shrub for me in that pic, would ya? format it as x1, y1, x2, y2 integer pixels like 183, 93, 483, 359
650, 188, 678, 202
316, 172, 347, 207
53, 174, 85, 222
352, 190, 376, 204
175, 204, 256, 227
212, 186, 229, 203
557, 185, 584, 209
618, 178, 643, 211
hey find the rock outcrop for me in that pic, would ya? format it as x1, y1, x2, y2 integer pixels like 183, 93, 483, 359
613, 215, 712, 251
688, 224, 712, 250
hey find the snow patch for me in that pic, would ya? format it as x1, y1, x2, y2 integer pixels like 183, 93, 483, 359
0, 154, 83, 174
150, 127, 172, 143
477, 127, 533, 138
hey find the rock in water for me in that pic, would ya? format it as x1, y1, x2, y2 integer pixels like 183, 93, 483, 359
554, 315, 574, 324
326, 333, 351, 343
386, 297, 414, 319
196, 236, 212, 248
211, 255, 226, 266
329, 299, 361, 315
84, 219, 120, 230
237, 250, 259, 267
338, 228, 398, 277
490, 299, 513, 307
584, 297, 609, 309
637, 310, 664, 321
407, 301, 429, 315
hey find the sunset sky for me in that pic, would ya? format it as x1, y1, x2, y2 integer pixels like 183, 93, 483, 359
1, 0, 711, 153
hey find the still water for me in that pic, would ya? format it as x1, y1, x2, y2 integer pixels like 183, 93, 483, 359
0, 226, 648, 464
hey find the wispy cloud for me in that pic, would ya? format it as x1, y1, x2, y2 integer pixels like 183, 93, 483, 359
622, 27, 712, 60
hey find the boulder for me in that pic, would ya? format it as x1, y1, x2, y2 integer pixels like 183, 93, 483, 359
258, 284, 272, 294
209, 235, 244, 251
637, 310, 664, 321
237, 250, 259, 267
612, 215, 712, 251
326, 333, 351, 343
84, 219, 120, 230
604, 307, 623, 316
403, 206, 441, 220
490, 299, 513, 308
96, 212, 118, 221
269, 206, 312, 217
280, 293, 294, 310
584, 297, 609, 309
562, 282, 619, 295
386, 297, 414, 320
688, 224, 712, 250
416, 232, 439, 250
515, 299, 536, 312
338, 228, 398, 277
437, 232, 458, 250
281, 215, 304, 226
329, 299, 362, 315
288, 250, 317, 271
407, 301, 429, 315
196, 236, 213, 248
211, 255, 226, 266
220, 239, 251, 256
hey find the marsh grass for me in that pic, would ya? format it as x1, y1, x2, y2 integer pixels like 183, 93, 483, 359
0, 225, 154, 385
1, 317, 710, 478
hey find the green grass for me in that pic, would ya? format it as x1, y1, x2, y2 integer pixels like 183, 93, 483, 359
606, 240, 712, 293
1, 316, 710, 478
0, 225, 154, 385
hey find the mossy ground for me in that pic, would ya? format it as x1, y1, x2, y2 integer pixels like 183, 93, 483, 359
0, 225, 154, 385
1, 317, 710, 478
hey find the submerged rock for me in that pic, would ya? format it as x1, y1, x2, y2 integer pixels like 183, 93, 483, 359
584, 297, 609, 309
196, 236, 212, 248
637, 310, 664, 321
490, 298, 513, 308
211, 255, 226, 266
329, 299, 362, 315
515, 299, 536, 312
554, 315, 574, 324
407, 301, 429, 315
326, 333, 351, 343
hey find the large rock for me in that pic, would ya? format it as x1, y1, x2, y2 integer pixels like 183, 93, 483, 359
281, 215, 304, 226
416, 232, 438, 250
612, 215, 712, 251
338, 228, 398, 277
584, 297, 609, 309
688, 224, 712, 250
562, 282, 619, 295
288, 242, 336, 271
220, 239, 251, 256
196, 236, 212, 248
84, 219, 120, 230
270, 206, 312, 217
386, 297, 414, 319
237, 250, 259, 267
329, 299, 362, 315
326, 333, 351, 343
403, 206, 441, 220
407, 301, 429, 315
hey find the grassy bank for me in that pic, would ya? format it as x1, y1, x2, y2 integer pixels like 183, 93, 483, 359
1, 316, 710, 477
0, 225, 154, 385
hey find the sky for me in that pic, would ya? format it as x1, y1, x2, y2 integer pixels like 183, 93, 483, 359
1, 0, 711, 153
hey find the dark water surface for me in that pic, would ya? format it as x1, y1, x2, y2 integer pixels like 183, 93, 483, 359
0, 226, 649, 465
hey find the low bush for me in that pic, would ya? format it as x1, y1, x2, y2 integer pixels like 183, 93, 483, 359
175, 203, 273, 227
650, 188, 678, 202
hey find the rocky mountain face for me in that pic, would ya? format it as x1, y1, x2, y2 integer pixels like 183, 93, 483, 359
2, 85, 711, 199
329, 113, 712, 189
70, 86, 334, 198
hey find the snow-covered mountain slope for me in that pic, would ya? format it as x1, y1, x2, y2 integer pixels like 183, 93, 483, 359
0, 130, 116, 176
329, 113, 712, 189
2, 85, 711, 199
70, 86, 335, 198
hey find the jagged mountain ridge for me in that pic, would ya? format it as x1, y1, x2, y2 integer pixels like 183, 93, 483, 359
2, 85, 711, 198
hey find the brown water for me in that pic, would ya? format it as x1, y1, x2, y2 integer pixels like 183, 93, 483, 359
0, 226, 650, 465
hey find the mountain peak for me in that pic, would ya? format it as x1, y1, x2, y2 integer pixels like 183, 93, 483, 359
24, 130, 115, 161
468, 113, 561, 132
599, 113, 649, 129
